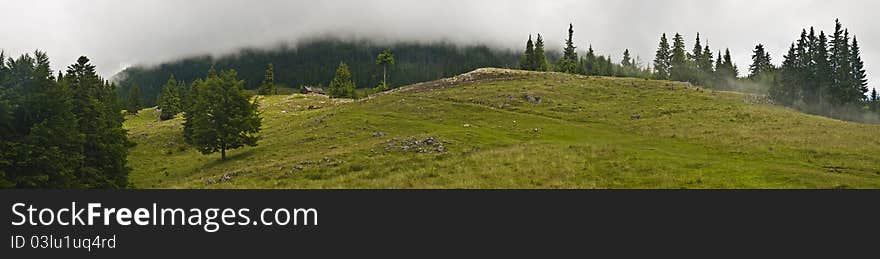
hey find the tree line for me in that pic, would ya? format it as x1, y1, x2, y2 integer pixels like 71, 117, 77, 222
519, 20, 875, 122
117, 38, 519, 106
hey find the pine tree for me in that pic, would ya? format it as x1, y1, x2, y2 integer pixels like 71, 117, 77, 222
257, 63, 276, 95
691, 33, 704, 71
669, 33, 690, 82
157, 75, 182, 120
66, 56, 130, 188
812, 31, 833, 107
585, 45, 597, 75
772, 43, 801, 105
557, 24, 578, 73
870, 88, 879, 112
654, 33, 671, 80
534, 34, 549, 71
621, 49, 633, 68
851, 36, 868, 101
328, 62, 357, 98
188, 69, 261, 161
748, 44, 773, 79
519, 35, 535, 70
375, 49, 395, 89
126, 83, 143, 114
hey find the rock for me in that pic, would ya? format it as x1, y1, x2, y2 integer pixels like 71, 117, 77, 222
524, 94, 542, 104
308, 105, 320, 110
463, 124, 471, 128
372, 132, 386, 137
630, 114, 641, 120
533, 128, 540, 132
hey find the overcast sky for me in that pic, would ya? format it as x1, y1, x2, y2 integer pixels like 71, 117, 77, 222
0, 0, 876, 91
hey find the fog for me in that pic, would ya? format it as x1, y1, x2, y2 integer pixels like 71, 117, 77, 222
0, 0, 876, 92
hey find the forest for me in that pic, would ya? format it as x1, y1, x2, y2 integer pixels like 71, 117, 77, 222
115, 38, 521, 106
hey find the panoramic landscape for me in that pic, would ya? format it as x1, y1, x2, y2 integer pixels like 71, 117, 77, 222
1, 1, 878, 189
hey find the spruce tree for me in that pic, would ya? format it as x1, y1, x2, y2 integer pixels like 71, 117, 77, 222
653, 33, 671, 80
126, 83, 143, 114
328, 62, 357, 99
669, 33, 690, 82
812, 31, 833, 107
520, 35, 535, 71
871, 88, 879, 112
851, 36, 868, 101
66, 56, 130, 188
621, 49, 632, 68
188, 69, 261, 161
257, 63, 276, 95
557, 24, 578, 73
157, 75, 182, 120
772, 43, 801, 105
534, 34, 549, 71
748, 44, 773, 79
691, 33, 704, 71
585, 45, 597, 75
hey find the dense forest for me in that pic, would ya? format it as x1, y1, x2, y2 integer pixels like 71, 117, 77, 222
115, 38, 521, 106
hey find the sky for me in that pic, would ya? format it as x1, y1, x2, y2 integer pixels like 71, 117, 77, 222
0, 0, 876, 91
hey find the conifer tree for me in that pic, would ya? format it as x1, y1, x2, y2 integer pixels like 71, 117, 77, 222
585, 45, 597, 75
188, 69, 261, 161
257, 63, 276, 95
375, 49, 395, 89
157, 75, 182, 120
621, 49, 632, 68
851, 36, 868, 101
556, 24, 578, 73
519, 35, 535, 70
328, 62, 356, 98
812, 31, 833, 106
126, 83, 143, 114
534, 34, 549, 71
66, 56, 130, 188
748, 44, 773, 79
669, 33, 690, 82
772, 43, 801, 105
654, 33, 671, 80
691, 33, 704, 71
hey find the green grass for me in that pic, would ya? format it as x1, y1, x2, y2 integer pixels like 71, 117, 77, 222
125, 68, 880, 189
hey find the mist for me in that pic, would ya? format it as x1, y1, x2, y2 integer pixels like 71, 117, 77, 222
0, 0, 876, 92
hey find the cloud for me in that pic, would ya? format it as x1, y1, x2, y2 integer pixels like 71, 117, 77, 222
0, 0, 875, 91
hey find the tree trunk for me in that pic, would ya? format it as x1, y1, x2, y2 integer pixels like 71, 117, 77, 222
221, 147, 226, 161
383, 65, 387, 86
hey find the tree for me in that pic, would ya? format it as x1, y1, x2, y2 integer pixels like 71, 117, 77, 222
748, 44, 773, 79
691, 33, 704, 72
812, 31, 833, 107
621, 49, 632, 68
188, 69, 261, 161
257, 63, 276, 95
519, 35, 535, 70
556, 24, 578, 73
870, 88, 879, 112
850, 36, 868, 102
328, 62, 357, 98
0, 51, 83, 188
66, 56, 130, 188
669, 33, 691, 82
126, 83, 143, 114
654, 33, 671, 80
157, 74, 182, 120
375, 49, 395, 88
534, 34, 549, 71
772, 43, 801, 106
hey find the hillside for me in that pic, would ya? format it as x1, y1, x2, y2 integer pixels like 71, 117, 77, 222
125, 68, 880, 188
114, 38, 520, 106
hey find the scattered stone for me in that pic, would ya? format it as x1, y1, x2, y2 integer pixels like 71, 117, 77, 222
533, 128, 540, 132
372, 132, 386, 137
630, 114, 641, 120
463, 124, 471, 128
384, 136, 447, 153
308, 105, 320, 110
524, 94, 542, 104
205, 170, 251, 185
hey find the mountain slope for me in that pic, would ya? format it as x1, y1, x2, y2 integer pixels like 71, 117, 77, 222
125, 68, 880, 188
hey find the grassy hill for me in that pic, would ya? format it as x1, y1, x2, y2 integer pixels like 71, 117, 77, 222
124, 68, 880, 189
